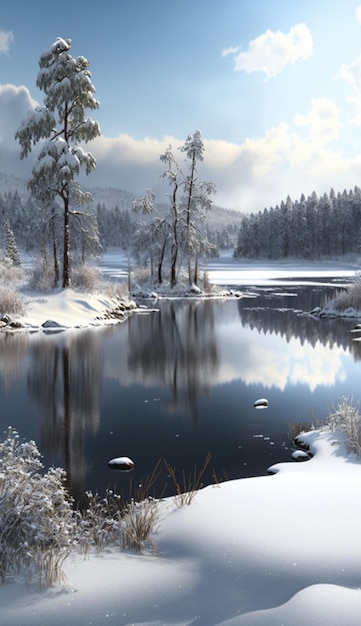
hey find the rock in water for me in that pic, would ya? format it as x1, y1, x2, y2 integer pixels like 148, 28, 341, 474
108, 456, 135, 471
254, 398, 268, 409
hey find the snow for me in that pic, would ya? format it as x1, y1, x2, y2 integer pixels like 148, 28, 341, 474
2, 256, 361, 624
206, 255, 359, 287
16, 288, 135, 330
2, 428, 361, 625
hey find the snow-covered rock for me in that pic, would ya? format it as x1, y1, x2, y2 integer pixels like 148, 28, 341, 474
254, 398, 269, 409
108, 456, 135, 471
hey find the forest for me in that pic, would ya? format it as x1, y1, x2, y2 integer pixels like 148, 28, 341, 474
0, 177, 240, 260
234, 187, 361, 259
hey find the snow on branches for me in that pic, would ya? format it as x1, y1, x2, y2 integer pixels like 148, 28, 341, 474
15, 37, 101, 288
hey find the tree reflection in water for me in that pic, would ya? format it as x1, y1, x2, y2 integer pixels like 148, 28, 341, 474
1, 287, 361, 505
238, 286, 357, 352
26, 330, 104, 503
127, 300, 219, 421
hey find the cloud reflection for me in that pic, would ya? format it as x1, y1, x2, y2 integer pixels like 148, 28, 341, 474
217, 323, 347, 392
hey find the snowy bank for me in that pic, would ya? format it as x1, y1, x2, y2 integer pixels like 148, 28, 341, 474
2, 427, 361, 625
1, 288, 140, 331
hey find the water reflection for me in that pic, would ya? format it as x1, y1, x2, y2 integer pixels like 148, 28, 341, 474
0, 330, 105, 502
0, 288, 360, 503
127, 300, 218, 420
238, 287, 354, 350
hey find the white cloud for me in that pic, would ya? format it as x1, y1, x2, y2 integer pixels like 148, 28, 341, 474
229, 23, 313, 79
0, 83, 38, 177
221, 46, 239, 58
1, 83, 360, 217
348, 94, 361, 125
294, 98, 341, 144
0, 84, 37, 142
337, 54, 361, 91
0, 30, 14, 54
356, 5, 361, 24
87, 111, 361, 214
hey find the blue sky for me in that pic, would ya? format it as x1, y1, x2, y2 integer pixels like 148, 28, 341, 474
2, 0, 361, 212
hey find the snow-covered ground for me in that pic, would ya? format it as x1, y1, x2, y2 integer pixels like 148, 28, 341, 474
16, 287, 135, 330
2, 257, 361, 624
1, 429, 361, 625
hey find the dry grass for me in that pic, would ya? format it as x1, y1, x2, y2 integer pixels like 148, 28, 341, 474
326, 396, 361, 455
292, 398, 361, 457
164, 452, 213, 507
77, 460, 165, 557
288, 421, 314, 444
121, 498, 160, 553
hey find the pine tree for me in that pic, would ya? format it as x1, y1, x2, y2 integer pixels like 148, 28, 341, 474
15, 37, 100, 287
4, 220, 21, 266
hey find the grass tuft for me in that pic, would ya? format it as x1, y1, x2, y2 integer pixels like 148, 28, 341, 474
164, 452, 212, 506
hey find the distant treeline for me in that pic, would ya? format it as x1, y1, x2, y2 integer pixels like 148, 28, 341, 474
234, 187, 361, 259
0, 190, 240, 256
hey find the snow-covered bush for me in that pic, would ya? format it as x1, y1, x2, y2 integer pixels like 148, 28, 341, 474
325, 279, 361, 314
326, 397, 361, 455
0, 255, 25, 315
0, 427, 75, 585
76, 489, 160, 556
0, 256, 24, 282
28, 260, 57, 292
71, 263, 101, 292
103, 279, 130, 299
0, 428, 163, 587
0, 285, 25, 316
76, 490, 123, 556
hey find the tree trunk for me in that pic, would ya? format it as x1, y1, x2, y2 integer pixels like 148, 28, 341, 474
170, 246, 177, 287
51, 210, 59, 287
193, 255, 198, 286
62, 197, 70, 288
170, 184, 179, 287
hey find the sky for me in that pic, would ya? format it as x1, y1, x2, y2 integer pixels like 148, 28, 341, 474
2, 0, 361, 212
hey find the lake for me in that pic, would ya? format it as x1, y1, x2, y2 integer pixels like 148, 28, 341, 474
1, 256, 360, 505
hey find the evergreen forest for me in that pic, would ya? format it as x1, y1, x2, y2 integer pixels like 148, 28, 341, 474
234, 187, 361, 259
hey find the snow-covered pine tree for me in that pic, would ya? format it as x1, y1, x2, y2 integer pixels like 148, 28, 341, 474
4, 220, 21, 266
15, 37, 100, 287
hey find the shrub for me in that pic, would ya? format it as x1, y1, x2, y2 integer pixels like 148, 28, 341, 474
0, 285, 25, 316
28, 260, 56, 292
326, 396, 361, 455
0, 427, 75, 585
76, 483, 161, 557
71, 263, 101, 291
76, 489, 123, 557
326, 279, 361, 313
103, 280, 130, 299
121, 498, 159, 553
0, 258, 24, 283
